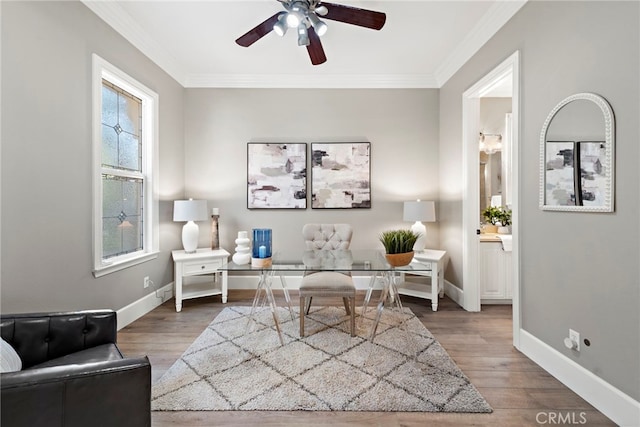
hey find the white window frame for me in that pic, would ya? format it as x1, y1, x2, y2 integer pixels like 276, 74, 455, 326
92, 54, 159, 277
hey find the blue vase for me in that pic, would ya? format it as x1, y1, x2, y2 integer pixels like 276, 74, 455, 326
252, 228, 272, 259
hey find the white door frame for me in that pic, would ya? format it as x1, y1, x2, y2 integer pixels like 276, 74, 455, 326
462, 51, 521, 349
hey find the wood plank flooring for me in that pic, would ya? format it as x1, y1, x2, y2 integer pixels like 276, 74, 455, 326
117, 291, 615, 426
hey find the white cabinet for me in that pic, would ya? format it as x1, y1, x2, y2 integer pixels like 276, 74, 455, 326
479, 241, 512, 301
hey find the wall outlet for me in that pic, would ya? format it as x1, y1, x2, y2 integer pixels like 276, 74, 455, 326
143, 276, 150, 289
569, 328, 580, 351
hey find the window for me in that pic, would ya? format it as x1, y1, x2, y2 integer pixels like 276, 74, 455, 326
92, 55, 159, 277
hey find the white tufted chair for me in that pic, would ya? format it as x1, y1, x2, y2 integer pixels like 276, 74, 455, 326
299, 224, 356, 337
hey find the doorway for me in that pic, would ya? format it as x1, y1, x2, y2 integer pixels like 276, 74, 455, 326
462, 51, 521, 349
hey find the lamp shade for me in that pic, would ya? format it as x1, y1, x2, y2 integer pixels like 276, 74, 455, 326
403, 200, 436, 222
173, 199, 208, 222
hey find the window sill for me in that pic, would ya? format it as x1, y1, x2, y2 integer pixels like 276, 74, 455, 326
93, 251, 159, 278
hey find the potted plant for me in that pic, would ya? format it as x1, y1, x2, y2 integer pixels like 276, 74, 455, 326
481, 206, 502, 233
379, 229, 419, 267
497, 208, 512, 234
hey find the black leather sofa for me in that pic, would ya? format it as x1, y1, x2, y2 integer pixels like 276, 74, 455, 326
1, 310, 151, 427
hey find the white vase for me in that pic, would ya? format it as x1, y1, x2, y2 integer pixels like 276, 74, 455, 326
232, 231, 251, 265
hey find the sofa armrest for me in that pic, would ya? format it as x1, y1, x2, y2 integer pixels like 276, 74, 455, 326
1, 356, 151, 427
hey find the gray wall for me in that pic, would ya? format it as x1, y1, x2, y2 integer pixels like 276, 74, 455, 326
1, 1, 185, 312
439, 1, 639, 400
184, 89, 440, 259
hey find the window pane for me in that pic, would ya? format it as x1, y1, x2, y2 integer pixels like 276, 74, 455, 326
122, 178, 141, 214
102, 174, 143, 259
101, 80, 142, 172
118, 93, 140, 135
101, 84, 118, 127
118, 132, 140, 171
102, 124, 118, 167
102, 175, 123, 218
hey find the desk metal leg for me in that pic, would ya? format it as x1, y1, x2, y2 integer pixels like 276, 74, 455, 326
368, 270, 417, 360
244, 268, 285, 346
264, 277, 284, 346
278, 275, 295, 323
360, 271, 410, 339
369, 270, 405, 342
359, 273, 379, 331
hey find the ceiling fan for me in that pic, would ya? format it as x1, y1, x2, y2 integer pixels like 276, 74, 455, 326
235, 0, 386, 65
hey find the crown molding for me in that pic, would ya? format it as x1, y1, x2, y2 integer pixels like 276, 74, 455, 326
184, 73, 439, 89
81, 1, 187, 86
82, 0, 524, 89
434, 0, 527, 87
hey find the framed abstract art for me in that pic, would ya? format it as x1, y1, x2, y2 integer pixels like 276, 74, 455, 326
311, 142, 371, 209
247, 143, 307, 209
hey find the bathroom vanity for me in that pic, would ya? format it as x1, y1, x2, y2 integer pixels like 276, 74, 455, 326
479, 234, 512, 303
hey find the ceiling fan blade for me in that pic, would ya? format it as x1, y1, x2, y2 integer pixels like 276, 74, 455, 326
306, 27, 327, 65
319, 2, 386, 30
235, 13, 281, 47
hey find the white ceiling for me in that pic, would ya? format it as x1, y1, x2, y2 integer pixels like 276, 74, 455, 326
83, 0, 526, 88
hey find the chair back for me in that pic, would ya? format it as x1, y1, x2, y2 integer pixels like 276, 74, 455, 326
302, 224, 352, 250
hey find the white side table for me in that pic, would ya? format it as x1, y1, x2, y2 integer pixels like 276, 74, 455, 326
171, 248, 230, 312
397, 249, 448, 311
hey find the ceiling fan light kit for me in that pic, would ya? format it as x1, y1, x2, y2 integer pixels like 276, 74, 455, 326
273, 13, 288, 36
235, 0, 386, 65
297, 25, 309, 46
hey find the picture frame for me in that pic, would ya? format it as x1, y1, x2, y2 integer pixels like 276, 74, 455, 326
247, 143, 307, 209
539, 93, 615, 212
311, 142, 371, 209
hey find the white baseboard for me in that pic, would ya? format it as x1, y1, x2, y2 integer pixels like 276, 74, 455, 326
444, 280, 464, 307
520, 329, 640, 427
116, 282, 174, 330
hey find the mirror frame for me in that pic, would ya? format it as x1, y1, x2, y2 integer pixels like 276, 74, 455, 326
539, 92, 615, 212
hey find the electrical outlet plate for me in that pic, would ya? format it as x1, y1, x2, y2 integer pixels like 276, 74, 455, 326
569, 328, 580, 351
144, 276, 150, 289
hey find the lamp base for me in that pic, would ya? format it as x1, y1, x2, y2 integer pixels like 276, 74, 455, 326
411, 221, 427, 252
182, 221, 199, 253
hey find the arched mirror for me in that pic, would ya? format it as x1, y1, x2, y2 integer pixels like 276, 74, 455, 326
539, 92, 615, 212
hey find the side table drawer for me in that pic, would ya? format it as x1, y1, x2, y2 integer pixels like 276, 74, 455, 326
184, 258, 223, 275
412, 260, 433, 270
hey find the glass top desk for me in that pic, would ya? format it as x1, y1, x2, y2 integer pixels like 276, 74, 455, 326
219, 249, 433, 346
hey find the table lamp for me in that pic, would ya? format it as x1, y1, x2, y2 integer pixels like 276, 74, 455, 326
403, 200, 436, 252
173, 199, 208, 253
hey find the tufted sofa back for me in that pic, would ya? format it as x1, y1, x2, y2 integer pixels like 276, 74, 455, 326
0, 310, 117, 369
303, 224, 353, 250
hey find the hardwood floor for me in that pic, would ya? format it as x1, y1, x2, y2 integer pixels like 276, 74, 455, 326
117, 291, 615, 426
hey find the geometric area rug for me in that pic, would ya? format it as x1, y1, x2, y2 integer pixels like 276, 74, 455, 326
152, 306, 492, 413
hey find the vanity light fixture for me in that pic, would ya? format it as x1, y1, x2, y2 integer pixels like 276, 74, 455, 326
479, 132, 502, 155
